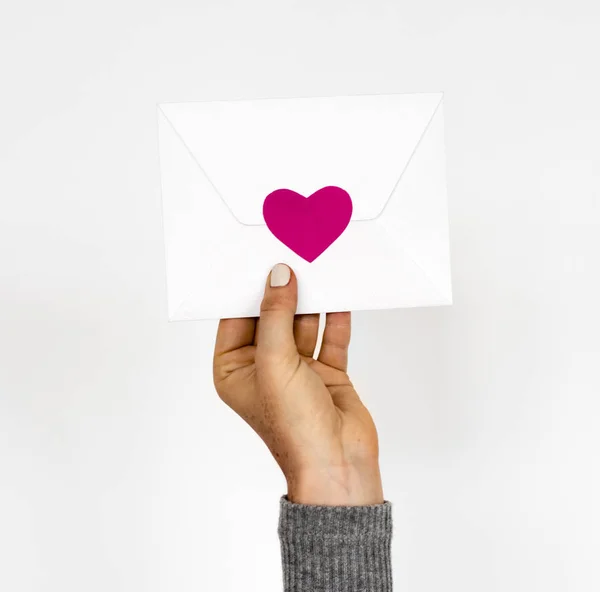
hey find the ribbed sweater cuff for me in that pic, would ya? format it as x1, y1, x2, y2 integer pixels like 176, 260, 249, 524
278, 496, 393, 592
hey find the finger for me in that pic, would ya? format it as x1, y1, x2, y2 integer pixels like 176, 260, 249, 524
293, 314, 320, 358
256, 263, 298, 359
328, 384, 364, 413
214, 317, 256, 357
317, 311, 351, 371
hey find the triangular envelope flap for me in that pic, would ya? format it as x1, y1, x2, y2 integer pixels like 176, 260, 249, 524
159, 94, 442, 226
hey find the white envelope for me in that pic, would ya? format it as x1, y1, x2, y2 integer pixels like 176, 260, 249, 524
157, 93, 452, 320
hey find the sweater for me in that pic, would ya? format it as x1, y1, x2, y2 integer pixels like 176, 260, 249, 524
278, 497, 393, 591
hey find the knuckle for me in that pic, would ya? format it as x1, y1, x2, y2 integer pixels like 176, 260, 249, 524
255, 347, 295, 373
212, 371, 229, 400
212, 360, 237, 402
212, 358, 228, 384
254, 347, 281, 367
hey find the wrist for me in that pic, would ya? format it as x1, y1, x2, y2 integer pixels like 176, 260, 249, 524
286, 462, 384, 506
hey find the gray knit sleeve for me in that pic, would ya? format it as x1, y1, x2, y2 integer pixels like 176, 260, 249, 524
278, 496, 393, 592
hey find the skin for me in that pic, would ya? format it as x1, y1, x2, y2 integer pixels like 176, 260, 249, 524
212, 264, 384, 506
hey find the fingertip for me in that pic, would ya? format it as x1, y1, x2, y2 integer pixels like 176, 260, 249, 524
269, 263, 292, 288
262, 264, 298, 311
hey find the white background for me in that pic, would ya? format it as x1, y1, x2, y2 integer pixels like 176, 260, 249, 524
1, 1, 599, 591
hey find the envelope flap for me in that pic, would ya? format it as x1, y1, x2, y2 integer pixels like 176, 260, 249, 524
159, 93, 442, 226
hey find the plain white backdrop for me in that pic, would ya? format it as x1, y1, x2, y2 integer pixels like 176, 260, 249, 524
1, 1, 599, 591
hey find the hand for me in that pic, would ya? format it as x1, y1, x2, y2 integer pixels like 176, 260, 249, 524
213, 264, 383, 506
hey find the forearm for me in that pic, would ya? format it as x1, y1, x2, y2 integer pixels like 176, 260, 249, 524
278, 497, 393, 592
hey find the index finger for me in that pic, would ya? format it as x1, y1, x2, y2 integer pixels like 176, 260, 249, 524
214, 318, 256, 357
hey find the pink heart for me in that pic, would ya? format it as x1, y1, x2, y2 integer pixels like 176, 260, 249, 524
263, 186, 353, 263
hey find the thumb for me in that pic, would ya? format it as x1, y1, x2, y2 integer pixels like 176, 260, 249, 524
256, 264, 298, 359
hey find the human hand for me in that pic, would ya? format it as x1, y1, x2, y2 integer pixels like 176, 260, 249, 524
213, 264, 383, 506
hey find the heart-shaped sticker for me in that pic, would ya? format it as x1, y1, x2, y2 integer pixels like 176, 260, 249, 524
263, 186, 353, 263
